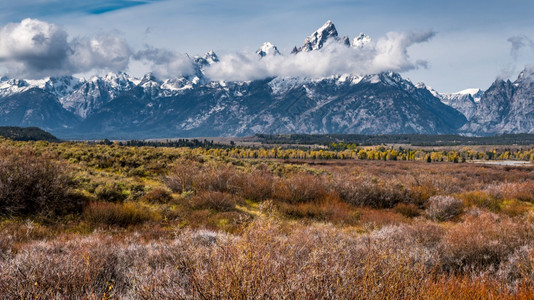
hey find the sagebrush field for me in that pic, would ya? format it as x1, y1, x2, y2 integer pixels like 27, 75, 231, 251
1, 139, 534, 299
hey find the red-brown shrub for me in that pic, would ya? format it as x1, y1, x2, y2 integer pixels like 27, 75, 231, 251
273, 173, 329, 204
234, 170, 274, 201
191, 191, 237, 211
439, 211, 527, 273
425, 195, 463, 222
394, 203, 421, 218
84, 202, 155, 227
141, 187, 173, 204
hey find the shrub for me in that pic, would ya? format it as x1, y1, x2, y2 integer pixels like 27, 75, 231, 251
235, 170, 274, 201
459, 191, 501, 212
273, 173, 328, 204
359, 208, 409, 228
276, 194, 360, 225
84, 202, 155, 227
440, 212, 527, 273
486, 182, 534, 202
497, 246, 534, 286
141, 187, 173, 204
500, 199, 531, 217
194, 164, 239, 193
394, 203, 421, 218
94, 183, 128, 203
166, 159, 199, 193
0, 146, 84, 217
426, 196, 463, 221
334, 175, 412, 208
191, 191, 237, 211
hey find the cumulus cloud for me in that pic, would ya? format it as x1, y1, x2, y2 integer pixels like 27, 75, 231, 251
133, 46, 195, 78
69, 34, 131, 73
0, 18, 132, 78
0, 18, 70, 76
205, 31, 435, 81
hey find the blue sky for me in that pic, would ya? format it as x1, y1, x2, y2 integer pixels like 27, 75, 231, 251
0, 0, 533, 92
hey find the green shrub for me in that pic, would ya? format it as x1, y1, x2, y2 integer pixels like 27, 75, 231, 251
0, 146, 85, 217
95, 183, 128, 203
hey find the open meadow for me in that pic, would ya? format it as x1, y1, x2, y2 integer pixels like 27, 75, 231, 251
1, 139, 534, 299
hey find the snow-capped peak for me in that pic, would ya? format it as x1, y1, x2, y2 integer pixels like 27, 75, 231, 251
453, 88, 483, 102
204, 50, 219, 64
454, 88, 481, 96
193, 50, 220, 71
102, 72, 135, 89
352, 33, 371, 48
256, 42, 281, 57
300, 20, 339, 52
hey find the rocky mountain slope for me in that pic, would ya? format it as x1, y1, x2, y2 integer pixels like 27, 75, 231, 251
461, 68, 534, 134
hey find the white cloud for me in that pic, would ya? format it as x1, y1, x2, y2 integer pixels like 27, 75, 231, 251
69, 34, 132, 73
132, 46, 195, 78
0, 18, 132, 78
0, 18, 70, 76
205, 31, 435, 81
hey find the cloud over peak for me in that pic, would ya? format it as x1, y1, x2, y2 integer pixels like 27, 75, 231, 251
206, 29, 435, 81
0, 19, 435, 81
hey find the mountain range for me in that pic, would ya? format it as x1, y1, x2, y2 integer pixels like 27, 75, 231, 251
0, 21, 532, 139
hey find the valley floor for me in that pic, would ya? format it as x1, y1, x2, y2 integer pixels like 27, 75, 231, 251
1, 140, 534, 299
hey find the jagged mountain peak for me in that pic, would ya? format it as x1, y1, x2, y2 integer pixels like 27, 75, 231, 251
193, 50, 220, 72
204, 50, 219, 64
299, 20, 339, 52
256, 42, 281, 57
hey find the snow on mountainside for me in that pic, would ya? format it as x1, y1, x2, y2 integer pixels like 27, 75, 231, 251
454, 88, 483, 102
440, 89, 482, 121
60, 72, 135, 118
0, 78, 31, 97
